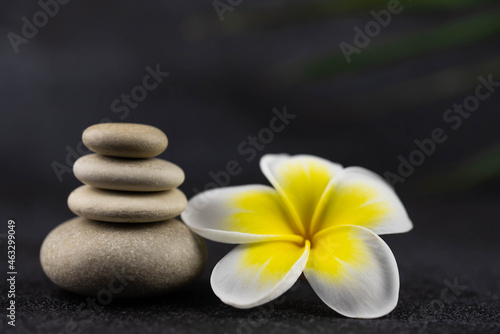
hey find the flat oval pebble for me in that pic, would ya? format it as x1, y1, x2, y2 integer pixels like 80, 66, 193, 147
40, 217, 207, 297
82, 123, 168, 158
74, 154, 185, 192
68, 185, 187, 223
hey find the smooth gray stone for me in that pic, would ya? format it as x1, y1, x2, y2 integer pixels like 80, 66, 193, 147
40, 217, 207, 297
74, 154, 185, 192
68, 185, 187, 223
82, 123, 168, 158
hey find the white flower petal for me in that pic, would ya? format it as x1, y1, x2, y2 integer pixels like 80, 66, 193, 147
181, 185, 302, 244
211, 240, 310, 308
304, 225, 400, 318
312, 166, 413, 236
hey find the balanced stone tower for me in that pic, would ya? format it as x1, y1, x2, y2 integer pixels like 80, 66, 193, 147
41, 123, 206, 297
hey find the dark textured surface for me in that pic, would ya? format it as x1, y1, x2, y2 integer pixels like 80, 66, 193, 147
1, 191, 499, 334
1, 1, 500, 333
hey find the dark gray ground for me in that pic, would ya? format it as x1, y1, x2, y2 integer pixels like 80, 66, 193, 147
2, 191, 499, 334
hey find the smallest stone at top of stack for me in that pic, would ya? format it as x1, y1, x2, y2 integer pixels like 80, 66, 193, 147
82, 123, 168, 158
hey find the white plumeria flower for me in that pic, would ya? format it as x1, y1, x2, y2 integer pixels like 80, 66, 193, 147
181, 154, 413, 319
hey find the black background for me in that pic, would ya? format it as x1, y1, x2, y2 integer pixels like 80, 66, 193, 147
1, 1, 499, 333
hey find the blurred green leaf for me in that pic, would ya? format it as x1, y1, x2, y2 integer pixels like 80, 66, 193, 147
219, 0, 496, 33
339, 54, 500, 116
281, 11, 500, 84
420, 144, 500, 193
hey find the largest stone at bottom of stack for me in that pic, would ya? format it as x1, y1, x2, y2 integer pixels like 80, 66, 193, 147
40, 217, 207, 297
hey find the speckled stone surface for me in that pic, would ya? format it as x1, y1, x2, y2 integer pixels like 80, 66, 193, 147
82, 123, 168, 158
40, 217, 207, 297
67, 185, 187, 222
73, 154, 185, 192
